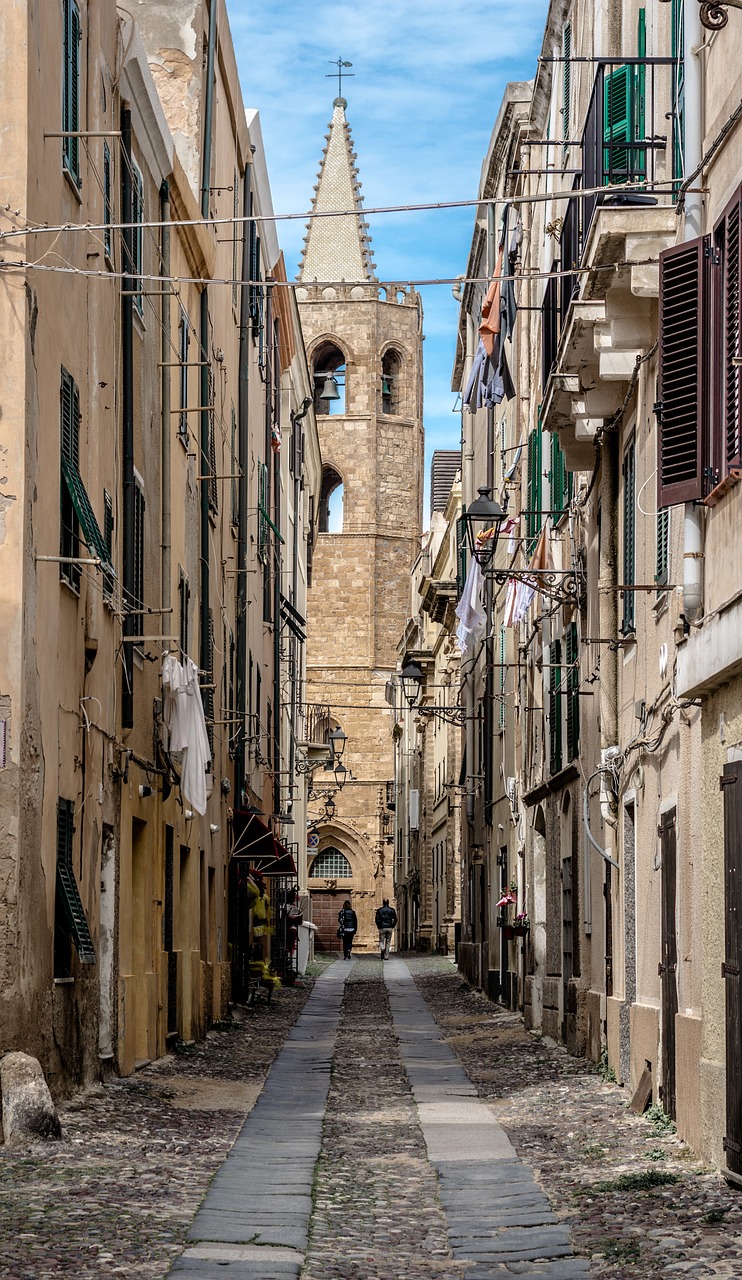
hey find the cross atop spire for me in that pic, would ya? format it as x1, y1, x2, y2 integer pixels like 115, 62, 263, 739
326, 58, 354, 100
298, 97, 376, 284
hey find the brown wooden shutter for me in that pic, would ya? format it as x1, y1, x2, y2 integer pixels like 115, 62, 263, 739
658, 237, 708, 506
722, 195, 742, 470
722, 760, 742, 1175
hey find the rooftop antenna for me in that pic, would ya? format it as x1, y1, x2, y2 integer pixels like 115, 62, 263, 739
327, 58, 354, 100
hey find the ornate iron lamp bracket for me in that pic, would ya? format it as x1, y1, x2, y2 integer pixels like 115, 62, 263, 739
699, 0, 742, 28
415, 704, 468, 726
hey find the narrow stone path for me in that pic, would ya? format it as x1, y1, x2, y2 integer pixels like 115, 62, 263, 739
170, 958, 589, 1280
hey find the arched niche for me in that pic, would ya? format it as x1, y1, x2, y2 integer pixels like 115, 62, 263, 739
319, 464, 344, 533
381, 348, 404, 416
312, 339, 347, 416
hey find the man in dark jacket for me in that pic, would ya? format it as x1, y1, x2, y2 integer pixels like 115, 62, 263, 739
375, 899, 398, 959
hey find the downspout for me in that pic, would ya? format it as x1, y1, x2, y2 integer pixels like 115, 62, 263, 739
160, 181, 171, 635
682, 0, 705, 621
483, 203, 496, 837
199, 0, 217, 712
289, 398, 312, 808
236, 162, 252, 809
121, 106, 135, 729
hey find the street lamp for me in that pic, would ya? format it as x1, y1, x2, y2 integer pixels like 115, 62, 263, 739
400, 660, 424, 708
333, 760, 348, 790
329, 726, 347, 759
462, 486, 505, 568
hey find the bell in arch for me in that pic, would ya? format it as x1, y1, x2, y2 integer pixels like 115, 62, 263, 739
317, 374, 341, 402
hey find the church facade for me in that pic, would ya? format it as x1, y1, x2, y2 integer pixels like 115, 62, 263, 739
298, 97, 424, 952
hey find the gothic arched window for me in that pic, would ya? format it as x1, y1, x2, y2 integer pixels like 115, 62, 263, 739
313, 341, 346, 416
319, 465, 344, 533
310, 848, 353, 878
381, 349, 402, 415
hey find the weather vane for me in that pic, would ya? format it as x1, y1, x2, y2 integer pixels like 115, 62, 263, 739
326, 58, 354, 98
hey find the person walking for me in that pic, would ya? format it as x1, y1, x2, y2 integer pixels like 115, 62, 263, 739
338, 899, 358, 959
375, 899, 397, 959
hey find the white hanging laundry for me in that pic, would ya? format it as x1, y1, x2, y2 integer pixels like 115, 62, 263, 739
455, 559, 487, 654
162, 653, 212, 815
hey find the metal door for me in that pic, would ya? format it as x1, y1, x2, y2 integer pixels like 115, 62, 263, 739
722, 762, 742, 1176
164, 829, 177, 1038
659, 808, 678, 1121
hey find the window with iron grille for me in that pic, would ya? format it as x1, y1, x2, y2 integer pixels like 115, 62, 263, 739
658, 189, 742, 506
60, 367, 81, 590
622, 440, 636, 633
62, 0, 81, 188
178, 306, 189, 441
566, 621, 580, 761
549, 638, 563, 775
310, 849, 352, 878
131, 159, 144, 316
178, 567, 190, 658
103, 143, 112, 260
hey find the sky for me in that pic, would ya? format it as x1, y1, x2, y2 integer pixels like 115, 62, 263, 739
227, 0, 550, 521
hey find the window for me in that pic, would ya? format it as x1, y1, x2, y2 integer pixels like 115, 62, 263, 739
313, 342, 346, 415
456, 507, 467, 598
103, 143, 112, 260
550, 430, 572, 517
208, 367, 218, 515
55, 797, 96, 973
225, 622, 235, 757
230, 404, 238, 525
132, 160, 144, 315
178, 306, 189, 441
657, 193, 742, 506
310, 848, 353, 878
565, 621, 580, 761
103, 490, 114, 604
319, 466, 343, 533
656, 508, 670, 592
232, 169, 240, 309
671, 0, 685, 188
562, 21, 571, 163
60, 368, 81, 589
258, 460, 269, 562
132, 480, 145, 627
549, 638, 563, 775
178, 567, 190, 658
622, 440, 636, 633
62, 0, 82, 188
60, 368, 114, 591
498, 626, 506, 732
204, 608, 214, 751
381, 350, 402, 415
526, 416, 543, 556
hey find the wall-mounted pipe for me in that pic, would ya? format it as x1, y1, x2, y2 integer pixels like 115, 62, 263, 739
682, 0, 705, 622
235, 162, 252, 809
121, 106, 135, 729
199, 0, 217, 711
160, 180, 171, 636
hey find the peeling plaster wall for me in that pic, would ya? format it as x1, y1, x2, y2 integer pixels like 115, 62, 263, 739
136, 2, 203, 196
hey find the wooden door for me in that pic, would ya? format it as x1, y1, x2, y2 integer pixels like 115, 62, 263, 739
562, 855, 573, 1043
311, 890, 345, 952
659, 808, 678, 1121
722, 761, 742, 1176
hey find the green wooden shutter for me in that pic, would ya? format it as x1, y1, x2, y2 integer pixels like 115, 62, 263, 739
103, 143, 112, 258
526, 420, 542, 556
566, 621, 580, 761
562, 22, 572, 161
56, 798, 96, 965
456, 506, 468, 596
671, 0, 685, 187
60, 368, 80, 589
603, 64, 632, 184
656, 507, 670, 590
549, 639, 563, 775
208, 368, 218, 514
258, 461, 269, 563
63, 0, 81, 186
103, 490, 114, 602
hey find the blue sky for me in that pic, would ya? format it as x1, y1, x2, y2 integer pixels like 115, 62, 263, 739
227, 0, 549, 522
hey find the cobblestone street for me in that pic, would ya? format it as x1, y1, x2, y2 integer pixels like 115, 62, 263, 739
1, 957, 741, 1280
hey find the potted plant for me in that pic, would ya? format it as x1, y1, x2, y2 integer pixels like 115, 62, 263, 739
512, 911, 530, 938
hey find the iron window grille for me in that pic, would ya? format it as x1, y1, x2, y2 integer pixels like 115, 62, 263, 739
310, 849, 352, 878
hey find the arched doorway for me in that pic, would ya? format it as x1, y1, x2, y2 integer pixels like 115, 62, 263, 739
309, 845, 353, 951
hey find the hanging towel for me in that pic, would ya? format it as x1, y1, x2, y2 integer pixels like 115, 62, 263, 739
162, 653, 213, 814
455, 558, 487, 653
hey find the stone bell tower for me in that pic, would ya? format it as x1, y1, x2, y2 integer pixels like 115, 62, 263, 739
297, 96, 424, 952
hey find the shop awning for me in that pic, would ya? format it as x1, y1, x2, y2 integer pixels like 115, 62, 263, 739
230, 809, 297, 875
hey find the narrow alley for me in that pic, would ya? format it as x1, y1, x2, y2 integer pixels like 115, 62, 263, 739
1, 958, 740, 1280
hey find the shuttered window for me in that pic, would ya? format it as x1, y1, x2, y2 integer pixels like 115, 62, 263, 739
549, 639, 563, 776
658, 238, 707, 506
230, 404, 238, 525
658, 191, 742, 507
62, 0, 81, 187
562, 22, 571, 162
60, 368, 81, 589
55, 798, 96, 969
656, 507, 670, 591
498, 626, 506, 732
232, 169, 240, 310
178, 306, 189, 440
671, 0, 685, 188
622, 439, 636, 633
132, 160, 144, 315
566, 621, 580, 761
550, 430, 572, 516
456, 506, 468, 597
178, 567, 190, 659
103, 490, 114, 604
604, 64, 633, 183
208, 367, 218, 514
133, 483, 145, 613
526, 419, 543, 556
258, 461, 269, 563
103, 143, 112, 260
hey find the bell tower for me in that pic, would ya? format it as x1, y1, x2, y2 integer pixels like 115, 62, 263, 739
297, 96, 424, 952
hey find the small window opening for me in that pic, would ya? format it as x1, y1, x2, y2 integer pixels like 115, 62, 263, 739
381, 350, 402, 414
313, 342, 346, 415
319, 466, 343, 533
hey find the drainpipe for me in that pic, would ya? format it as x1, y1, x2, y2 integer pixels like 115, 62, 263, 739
160, 181, 171, 635
199, 0, 217, 713
121, 106, 135, 729
235, 163, 252, 809
289, 398, 312, 807
682, 0, 704, 621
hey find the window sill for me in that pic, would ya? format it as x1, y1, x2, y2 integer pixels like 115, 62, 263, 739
133, 307, 146, 337
62, 164, 83, 204
653, 590, 669, 620
60, 576, 81, 600
53, 976, 75, 986
704, 469, 741, 508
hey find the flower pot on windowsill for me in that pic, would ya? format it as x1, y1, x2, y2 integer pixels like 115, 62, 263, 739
511, 923, 530, 938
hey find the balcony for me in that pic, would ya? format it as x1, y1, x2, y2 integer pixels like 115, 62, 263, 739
540, 58, 678, 466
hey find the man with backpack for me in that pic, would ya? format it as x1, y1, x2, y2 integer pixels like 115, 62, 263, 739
375, 899, 398, 959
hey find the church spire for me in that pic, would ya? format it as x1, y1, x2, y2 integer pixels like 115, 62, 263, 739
298, 98, 376, 284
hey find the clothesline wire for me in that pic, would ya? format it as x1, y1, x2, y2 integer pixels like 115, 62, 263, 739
0, 178, 703, 242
